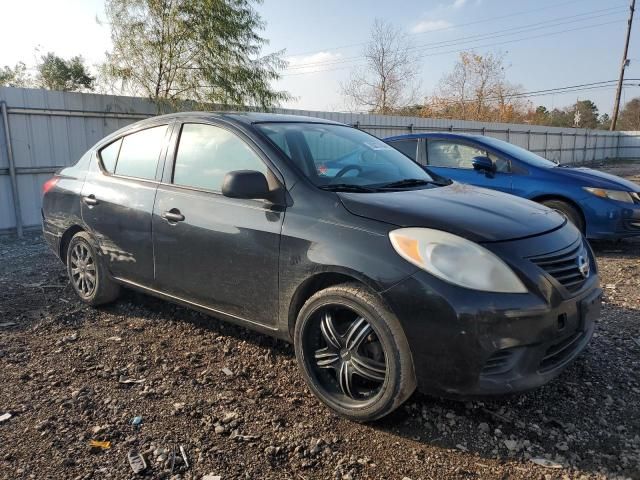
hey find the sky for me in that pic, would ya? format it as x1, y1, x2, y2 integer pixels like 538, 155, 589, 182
1, 0, 638, 115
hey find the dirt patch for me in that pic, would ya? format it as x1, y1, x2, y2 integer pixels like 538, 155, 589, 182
1, 168, 639, 480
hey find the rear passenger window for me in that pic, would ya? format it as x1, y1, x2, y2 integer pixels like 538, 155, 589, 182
389, 139, 418, 160
173, 123, 267, 192
114, 125, 167, 180
99, 139, 121, 173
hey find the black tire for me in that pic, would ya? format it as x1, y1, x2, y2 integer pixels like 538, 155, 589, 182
541, 199, 584, 233
294, 283, 416, 422
66, 231, 120, 306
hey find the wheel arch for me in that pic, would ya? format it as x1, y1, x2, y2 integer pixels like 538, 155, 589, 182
286, 270, 379, 339
529, 194, 587, 232
59, 225, 86, 261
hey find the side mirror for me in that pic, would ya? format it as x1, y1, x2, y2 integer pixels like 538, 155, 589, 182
471, 156, 495, 173
222, 170, 270, 200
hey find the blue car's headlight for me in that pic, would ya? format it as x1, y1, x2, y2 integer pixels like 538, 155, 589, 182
583, 187, 635, 204
389, 228, 527, 293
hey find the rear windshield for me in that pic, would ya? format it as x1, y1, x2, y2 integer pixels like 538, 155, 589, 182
255, 122, 433, 187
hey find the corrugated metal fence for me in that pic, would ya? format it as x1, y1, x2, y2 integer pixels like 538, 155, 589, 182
2, 86, 640, 235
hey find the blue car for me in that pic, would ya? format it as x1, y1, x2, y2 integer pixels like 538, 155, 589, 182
384, 133, 640, 240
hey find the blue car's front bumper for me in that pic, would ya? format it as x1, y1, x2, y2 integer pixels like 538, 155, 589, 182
581, 195, 640, 239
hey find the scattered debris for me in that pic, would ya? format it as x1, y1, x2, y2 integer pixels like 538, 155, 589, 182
202, 475, 222, 480
106, 336, 122, 342
88, 440, 111, 449
221, 367, 233, 376
61, 332, 78, 343
128, 450, 147, 474
530, 457, 564, 469
180, 445, 189, 469
0, 412, 12, 423
0, 322, 16, 328
131, 416, 143, 426
118, 375, 145, 385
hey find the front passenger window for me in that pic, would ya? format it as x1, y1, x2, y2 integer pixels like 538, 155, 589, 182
173, 123, 268, 192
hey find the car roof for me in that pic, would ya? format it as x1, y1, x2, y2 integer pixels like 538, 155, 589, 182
385, 132, 487, 142
145, 111, 346, 126
95, 111, 347, 149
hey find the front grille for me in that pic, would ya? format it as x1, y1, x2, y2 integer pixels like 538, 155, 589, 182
538, 330, 585, 373
529, 240, 589, 293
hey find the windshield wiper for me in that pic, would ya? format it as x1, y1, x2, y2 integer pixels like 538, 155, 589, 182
377, 178, 433, 189
319, 183, 378, 193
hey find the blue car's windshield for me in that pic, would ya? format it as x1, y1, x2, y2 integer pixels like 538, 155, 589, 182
480, 136, 558, 168
256, 123, 434, 188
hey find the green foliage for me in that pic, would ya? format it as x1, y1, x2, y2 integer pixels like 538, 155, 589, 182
618, 98, 640, 131
37, 53, 95, 91
0, 62, 31, 87
102, 0, 290, 109
531, 100, 609, 129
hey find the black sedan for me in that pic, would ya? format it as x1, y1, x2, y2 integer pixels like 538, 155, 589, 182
42, 113, 602, 421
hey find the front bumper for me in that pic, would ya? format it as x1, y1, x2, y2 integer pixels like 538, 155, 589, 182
381, 223, 602, 397
581, 195, 640, 239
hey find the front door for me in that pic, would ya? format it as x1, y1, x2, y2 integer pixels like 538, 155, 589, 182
425, 139, 513, 193
152, 122, 283, 328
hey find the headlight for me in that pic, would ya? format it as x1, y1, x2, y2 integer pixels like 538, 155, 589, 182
389, 228, 527, 293
583, 187, 634, 203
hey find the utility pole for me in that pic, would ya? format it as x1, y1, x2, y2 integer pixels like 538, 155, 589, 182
611, 0, 635, 131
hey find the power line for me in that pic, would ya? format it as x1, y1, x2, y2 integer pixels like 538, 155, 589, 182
282, 19, 625, 77
422, 80, 640, 108
285, 0, 617, 57
286, 6, 626, 71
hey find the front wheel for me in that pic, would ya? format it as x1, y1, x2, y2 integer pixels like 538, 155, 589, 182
541, 199, 585, 233
294, 283, 416, 422
66, 231, 120, 306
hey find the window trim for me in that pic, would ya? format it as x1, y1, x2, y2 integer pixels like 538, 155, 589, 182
164, 121, 281, 197
95, 122, 173, 183
426, 138, 512, 173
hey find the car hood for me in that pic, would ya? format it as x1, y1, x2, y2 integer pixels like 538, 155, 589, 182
339, 183, 566, 243
552, 166, 640, 191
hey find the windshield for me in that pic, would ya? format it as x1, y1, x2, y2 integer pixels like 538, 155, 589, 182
479, 136, 558, 168
255, 123, 434, 189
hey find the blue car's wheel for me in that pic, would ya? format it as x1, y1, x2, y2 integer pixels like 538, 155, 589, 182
541, 200, 584, 233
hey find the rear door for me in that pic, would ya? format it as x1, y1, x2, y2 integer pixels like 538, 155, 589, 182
81, 123, 172, 285
425, 138, 513, 193
152, 121, 284, 328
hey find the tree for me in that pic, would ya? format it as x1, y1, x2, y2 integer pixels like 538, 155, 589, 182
36, 53, 95, 91
617, 98, 640, 130
0, 62, 31, 87
572, 100, 599, 129
424, 51, 528, 122
101, 0, 290, 108
341, 19, 419, 114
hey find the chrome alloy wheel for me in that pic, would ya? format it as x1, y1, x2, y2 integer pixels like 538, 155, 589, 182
70, 242, 96, 298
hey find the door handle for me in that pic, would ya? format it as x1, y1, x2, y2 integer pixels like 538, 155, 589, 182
162, 209, 185, 223
83, 194, 98, 206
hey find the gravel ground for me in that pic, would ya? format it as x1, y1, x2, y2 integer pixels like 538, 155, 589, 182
0, 164, 639, 480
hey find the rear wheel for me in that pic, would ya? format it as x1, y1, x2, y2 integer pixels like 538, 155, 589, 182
66, 232, 120, 305
541, 199, 584, 233
294, 283, 416, 422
